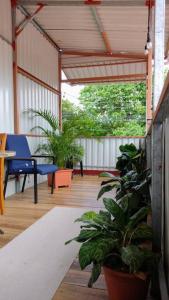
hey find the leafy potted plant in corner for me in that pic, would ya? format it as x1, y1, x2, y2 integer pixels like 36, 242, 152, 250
66, 199, 157, 300
116, 143, 146, 176
66, 143, 157, 300
29, 109, 84, 189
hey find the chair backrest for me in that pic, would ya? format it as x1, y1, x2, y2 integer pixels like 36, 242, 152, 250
6, 135, 32, 173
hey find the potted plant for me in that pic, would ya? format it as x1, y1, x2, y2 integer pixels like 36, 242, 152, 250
97, 169, 151, 211
116, 143, 146, 176
30, 109, 84, 189
66, 199, 157, 300
66, 143, 157, 300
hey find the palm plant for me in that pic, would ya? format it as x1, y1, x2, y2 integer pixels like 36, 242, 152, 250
29, 109, 84, 168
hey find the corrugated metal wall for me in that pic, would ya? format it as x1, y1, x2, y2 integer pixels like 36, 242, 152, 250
17, 21, 59, 89
0, 39, 14, 133
0, 0, 12, 42
0, 0, 16, 196
0, 3, 59, 196
0, 0, 13, 133
19, 75, 58, 134
16, 10, 59, 191
77, 137, 143, 170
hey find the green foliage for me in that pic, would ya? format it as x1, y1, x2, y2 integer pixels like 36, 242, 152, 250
63, 82, 146, 137
79, 83, 146, 136
65, 142, 158, 287
116, 143, 146, 176
62, 99, 98, 137
66, 202, 155, 287
30, 109, 84, 168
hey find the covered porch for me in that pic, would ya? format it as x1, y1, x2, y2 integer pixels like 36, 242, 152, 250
0, 0, 169, 299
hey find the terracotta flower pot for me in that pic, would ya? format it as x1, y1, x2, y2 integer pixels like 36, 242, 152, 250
48, 169, 73, 190
103, 267, 150, 300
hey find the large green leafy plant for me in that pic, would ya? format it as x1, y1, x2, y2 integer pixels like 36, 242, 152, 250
98, 169, 151, 214
29, 109, 84, 168
116, 143, 146, 176
66, 200, 156, 287
66, 142, 156, 288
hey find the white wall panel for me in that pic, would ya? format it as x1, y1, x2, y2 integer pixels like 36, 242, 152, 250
18, 75, 59, 134
77, 137, 143, 170
0, 39, 14, 133
17, 20, 59, 89
0, 1, 14, 197
0, 0, 12, 42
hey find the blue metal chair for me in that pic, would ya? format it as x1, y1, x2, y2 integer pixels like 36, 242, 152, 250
4, 134, 58, 204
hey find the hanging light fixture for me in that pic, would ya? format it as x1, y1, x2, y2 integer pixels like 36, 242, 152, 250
144, 0, 152, 54
144, 45, 149, 55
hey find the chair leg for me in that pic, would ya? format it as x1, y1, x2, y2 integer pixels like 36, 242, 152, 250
80, 160, 83, 177
51, 172, 55, 194
4, 172, 8, 198
34, 173, 38, 204
21, 174, 27, 193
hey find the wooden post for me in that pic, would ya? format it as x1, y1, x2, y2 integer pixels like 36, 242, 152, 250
146, 49, 152, 131
11, 0, 19, 134
0, 134, 7, 215
58, 52, 62, 130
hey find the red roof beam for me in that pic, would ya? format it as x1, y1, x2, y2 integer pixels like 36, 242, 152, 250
67, 78, 145, 85
62, 73, 146, 84
63, 59, 146, 69
62, 50, 147, 60
16, 4, 44, 36
90, 6, 112, 53
85, 0, 101, 4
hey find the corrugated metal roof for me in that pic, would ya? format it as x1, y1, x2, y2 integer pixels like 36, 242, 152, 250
63, 61, 146, 83
17, 1, 169, 84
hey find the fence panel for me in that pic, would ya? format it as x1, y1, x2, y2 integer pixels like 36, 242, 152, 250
76, 137, 144, 170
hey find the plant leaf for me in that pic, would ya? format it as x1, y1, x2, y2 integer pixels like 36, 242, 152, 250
88, 263, 101, 287
103, 198, 126, 226
132, 224, 153, 240
79, 237, 117, 270
75, 211, 98, 223
97, 184, 118, 200
99, 172, 121, 181
65, 229, 102, 245
121, 245, 144, 273
128, 207, 150, 229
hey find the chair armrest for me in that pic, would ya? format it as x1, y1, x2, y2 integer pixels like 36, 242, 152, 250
31, 155, 55, 164
6, 157, 37, 168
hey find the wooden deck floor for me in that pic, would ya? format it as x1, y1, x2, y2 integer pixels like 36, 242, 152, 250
53, 258, 108, 300
0, 175, 152, 300
0, 175, 104, 248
